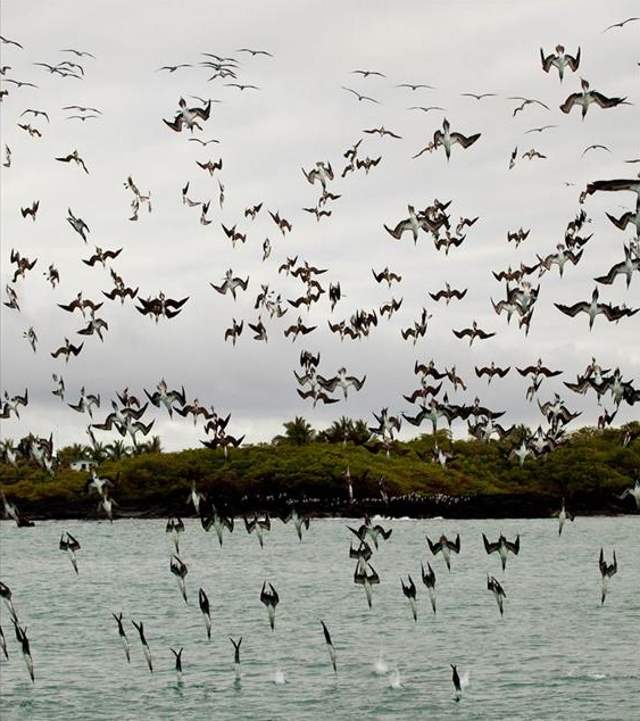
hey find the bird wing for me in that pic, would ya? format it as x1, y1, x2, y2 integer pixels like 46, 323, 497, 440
450, 131, 481, 148
590, 91, 625, 109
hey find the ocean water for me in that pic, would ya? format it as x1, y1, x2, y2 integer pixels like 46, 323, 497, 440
0, 516, 638, 720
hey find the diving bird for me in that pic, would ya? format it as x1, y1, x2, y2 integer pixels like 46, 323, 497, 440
170, 555, 188, 603
0, 581, 17, 618
598, 549, 618, 605
281, 507, 310, 542
230, 637, 242, 679
163, 97, 211, 133
421, 562, 437, 613
145, 379, 186, 419
452, 321, 495, 346
426, 533, 460, 571
98, 494, 117, 522
245, 514, 272, 548
487, 575, 507, 616
51, 338, 84, 362
384, 205, 428, 243
224, 318, 244, 346
165, 517, 184, 553
594, 245, 639, 288
560, 79, 627, 119
401, 575, 418, 622
197, 158, 222, 175
59, 531, 81, 574
618, 480, 640, 510
131, 619, 153, 672
482, 533, 520, 571
199, 588, 212, 639
55, 149, 89, 173
475, 362, 510, 384
269, 210, 292, 235
429, 283, 467, 305
66, 208, 90, 241
555, 287, 638, 329
354, 560, 380, 609
112, 612, 130, 662
540, 45, 580, 81
522, 148, 546, 160
415, 118, 481, 161
260, 582, 279, 630
171, 648, 183, 684
317, 367, 366, 399
451, 664, 462, 702
557, 498, 575, 536
20, 200, 39, 221
14, 622, 34, 682
321, 620, 337, 673
210, 269, 249, 299
0, 626, 7, 660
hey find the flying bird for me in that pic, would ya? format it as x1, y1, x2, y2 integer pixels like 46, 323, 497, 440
341, 86, 379, 103
603, 17, 639, 32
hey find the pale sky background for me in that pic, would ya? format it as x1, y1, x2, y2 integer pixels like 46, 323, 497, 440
1, 0, 639, 451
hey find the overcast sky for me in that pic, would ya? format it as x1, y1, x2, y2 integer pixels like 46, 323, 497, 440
1, 0, 639, 452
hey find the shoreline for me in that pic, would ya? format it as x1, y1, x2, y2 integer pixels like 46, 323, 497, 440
5, 490, 636, 522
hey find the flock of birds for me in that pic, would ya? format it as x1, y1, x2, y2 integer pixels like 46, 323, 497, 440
0, 14, 639, 708
2, 27, 640, 459
0, 493, 632, 697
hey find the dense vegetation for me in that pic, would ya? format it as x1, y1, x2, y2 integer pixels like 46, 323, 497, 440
1, 418, 638, 518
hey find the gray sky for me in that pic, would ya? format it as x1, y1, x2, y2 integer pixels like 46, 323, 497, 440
1, 0, 639, 451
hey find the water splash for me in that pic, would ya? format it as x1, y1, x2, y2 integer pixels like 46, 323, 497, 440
388, 668, 402, 689
374, 650, 389, 675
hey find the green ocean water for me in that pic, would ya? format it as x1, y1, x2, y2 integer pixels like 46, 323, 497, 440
1, 516, 638, 720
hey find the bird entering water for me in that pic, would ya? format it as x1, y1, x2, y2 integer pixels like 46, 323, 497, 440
598, 548, 618, 605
